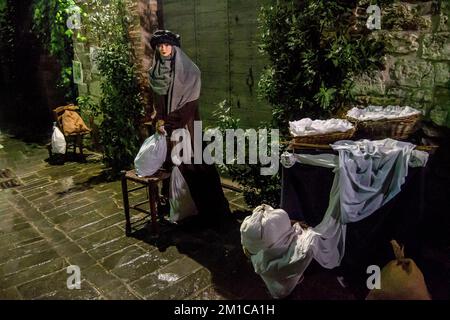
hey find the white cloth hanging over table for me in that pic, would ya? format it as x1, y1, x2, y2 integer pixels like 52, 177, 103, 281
242, 139, 428, 299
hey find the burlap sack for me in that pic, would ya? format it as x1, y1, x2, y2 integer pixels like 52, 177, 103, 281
366, 240, 431, 300
60, 109, 90, 135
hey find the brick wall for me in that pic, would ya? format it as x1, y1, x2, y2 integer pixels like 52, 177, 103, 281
127, 0, 159, 119
72, 0, 160, 148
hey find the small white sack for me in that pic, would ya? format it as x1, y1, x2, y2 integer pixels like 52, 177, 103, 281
134, 133, 167, 177
51, 125, 66, 154
169, 166, 198, 223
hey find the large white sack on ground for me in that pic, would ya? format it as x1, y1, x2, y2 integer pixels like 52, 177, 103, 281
169, 166, 198, 223
134, 133, 167, 177
51, 126, 66, 154
240, 204, 316, 299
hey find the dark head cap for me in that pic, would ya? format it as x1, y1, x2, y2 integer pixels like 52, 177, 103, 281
150, 30, 181, 50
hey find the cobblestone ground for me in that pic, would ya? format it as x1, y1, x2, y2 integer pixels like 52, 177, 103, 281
0, 133, 360, 300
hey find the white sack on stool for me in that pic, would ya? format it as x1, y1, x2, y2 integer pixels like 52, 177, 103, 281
134, 133, 167, 177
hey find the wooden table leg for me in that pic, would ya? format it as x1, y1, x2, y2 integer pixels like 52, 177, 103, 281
121, 172, 132, 236
78, 135, 85, 162
148, 183, 159, 235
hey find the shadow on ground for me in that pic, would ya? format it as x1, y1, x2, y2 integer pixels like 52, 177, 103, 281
127, 210, 366, 300
129, 211, 270, 299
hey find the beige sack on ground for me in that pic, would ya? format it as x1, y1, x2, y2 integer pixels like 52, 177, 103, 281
366, 240, 431, 300
60, 109, 91, 135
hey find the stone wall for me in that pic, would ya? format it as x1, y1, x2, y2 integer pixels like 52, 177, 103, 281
353, 0, 450, 127
72, 0, 450, 138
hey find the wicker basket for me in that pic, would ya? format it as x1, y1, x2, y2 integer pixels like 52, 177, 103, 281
347, 113, 421, 140
291, 127, 356, 145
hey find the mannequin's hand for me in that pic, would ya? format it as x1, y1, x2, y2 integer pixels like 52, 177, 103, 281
158, 125, 166, 135
156, 120, 166, 135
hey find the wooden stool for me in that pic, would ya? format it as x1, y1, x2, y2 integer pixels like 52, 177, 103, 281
50, 105, 90, 162
121, 169, 171, 236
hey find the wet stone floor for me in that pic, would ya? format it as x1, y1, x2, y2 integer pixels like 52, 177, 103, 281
0, 132, 360, 300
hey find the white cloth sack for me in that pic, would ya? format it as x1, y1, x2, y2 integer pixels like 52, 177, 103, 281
51, 125, 66, 154
240, 205, 316, 299
169, 166, 198, 223
134, 133, 167, 177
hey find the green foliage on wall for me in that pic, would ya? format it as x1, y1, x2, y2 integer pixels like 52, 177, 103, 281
383, 2, 430, 30
258, 0, 386, 132
0, 0, 17, 118
80, 0, 144, 175
0, 0, 15, 73
217, 0, 388, 208
32, 0, 84, 101
213, 101, 282, 208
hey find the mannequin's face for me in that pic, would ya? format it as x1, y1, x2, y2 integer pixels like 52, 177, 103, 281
158, 43, 173, 57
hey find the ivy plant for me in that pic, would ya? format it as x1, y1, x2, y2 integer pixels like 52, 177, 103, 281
79, 0, 144, 175
32, 0, 86, 100
213, 101, 283, 208
0, 0, 16, 119
258, 0, 386, 132
216, 0, 387, 208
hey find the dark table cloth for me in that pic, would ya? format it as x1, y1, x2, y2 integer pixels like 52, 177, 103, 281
281, 155, 427, 284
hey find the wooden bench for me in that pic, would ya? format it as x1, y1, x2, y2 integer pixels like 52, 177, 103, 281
49, 105, 90, 161
121, 169, 171, 236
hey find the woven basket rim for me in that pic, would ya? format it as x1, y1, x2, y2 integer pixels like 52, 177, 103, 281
347, 113, 422, 123
291, 127, 356, 139
291, 127, 356, 144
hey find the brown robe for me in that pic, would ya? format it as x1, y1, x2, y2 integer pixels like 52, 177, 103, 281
152, 94, 231, 219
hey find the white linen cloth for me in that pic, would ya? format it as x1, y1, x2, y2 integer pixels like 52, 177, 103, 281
347, 105, 421, 121
242, 139, 428, 299
289, 118, 354, 137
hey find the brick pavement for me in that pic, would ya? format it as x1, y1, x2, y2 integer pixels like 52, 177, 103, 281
0, 132, 359, 300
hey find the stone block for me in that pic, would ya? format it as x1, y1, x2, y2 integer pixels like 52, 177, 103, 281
387, 86, 423, 101
434, 62, 450, 86
352, 73, 387, 96
74, 42, 86, 55
433, 86, 450, 105
382, 2, 431, 31
432, 13, 449, 32
89, 80, 102, 98
421, 32, 450, 60
382, 31, 420, 54
442, 1, 450, 31
390, 57, 435, 87
414, 1, 434, 16
430, 107, 449, 126
78, 83, 88, 95
366, 96, 402, 106
411, 88, 434, 102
